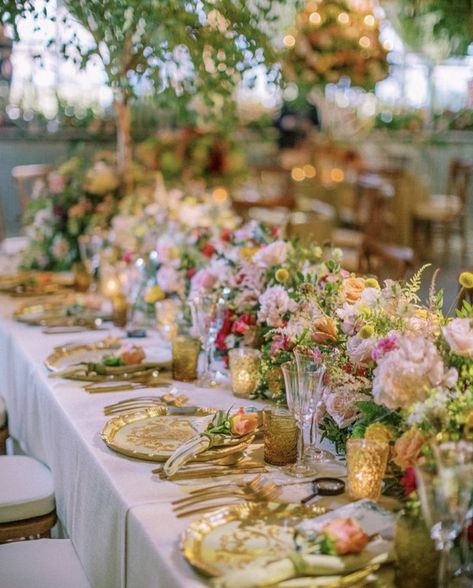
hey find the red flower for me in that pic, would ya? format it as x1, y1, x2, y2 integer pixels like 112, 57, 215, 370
220, 228, 232, 242
186, 267, 197, 279
468, 522, 473, 544
216, 310, 234, 351
270, 226, 281, 237
400, 467, 417, 497
201, 243, 216, 257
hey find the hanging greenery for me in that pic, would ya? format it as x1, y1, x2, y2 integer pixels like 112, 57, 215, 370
283, 0, 389, 92
384, 0, 473, 59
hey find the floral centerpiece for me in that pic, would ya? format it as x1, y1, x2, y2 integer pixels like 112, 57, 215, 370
22, 152, 121, 271
283, 0, 389, 90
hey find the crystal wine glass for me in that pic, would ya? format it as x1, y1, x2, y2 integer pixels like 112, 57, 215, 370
415, 459, 473, 588
281, 361, 320, 478
78, 230, 104, 292
293, 350, 333, 464
190, 292, 225, 386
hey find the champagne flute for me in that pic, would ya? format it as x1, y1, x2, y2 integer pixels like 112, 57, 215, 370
293, 350, 333, 464
78, 230, 104, 292
190, 292, 225, 386
281, 362, 320, 478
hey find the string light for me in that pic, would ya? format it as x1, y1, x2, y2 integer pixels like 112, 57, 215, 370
364, 14, 375, 27
330, 168, 344, 183
212, 187, 228, 203
291, 167, 305, 182
283, 34, 296, 48
359, 36, 371, 48
338, 12, 350, 24
383, 39, 393, 51
309, 11, 321, 24
303, 164, 316, 178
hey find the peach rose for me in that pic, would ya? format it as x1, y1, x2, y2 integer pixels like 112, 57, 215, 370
120, 346, 146, 365
340, 277, 365, 304
230, 409, 258, 436
313, 316, 338, 343
322, 518, 369, 555
393, 428, 425, 469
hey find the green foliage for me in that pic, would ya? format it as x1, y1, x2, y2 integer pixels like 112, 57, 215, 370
402, 263, 430, 303
457, 300, 473, 318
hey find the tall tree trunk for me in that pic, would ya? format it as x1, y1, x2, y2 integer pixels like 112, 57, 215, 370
114, 94, 133, 195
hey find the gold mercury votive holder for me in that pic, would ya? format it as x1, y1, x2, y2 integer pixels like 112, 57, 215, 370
156, 299, 181, 341
112, 294, 128, 328
346, 438, 389, 500
228, 348, 260, 398
172, 335, 201, 382
263, 408, 298, 466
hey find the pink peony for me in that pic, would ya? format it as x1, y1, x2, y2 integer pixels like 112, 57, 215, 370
257, 286, 297, 328
156, 265, 183, 296
325, 390, 368, 428
372, 335, 457, 410
442, 318, 473, 359
347, 335, 376, 366
190, 268, 217, 293
252, 240, 288, 268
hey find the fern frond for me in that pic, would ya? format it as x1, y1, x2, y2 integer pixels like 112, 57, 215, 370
403, 263, 431, 302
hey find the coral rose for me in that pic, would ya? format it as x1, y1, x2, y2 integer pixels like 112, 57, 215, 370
340, 277, 365, 304
120, 346, 146, 365
313, 316, 338, 343
230, 409, 258, 436
322, 518, 369, 555
393, 428, 425, 469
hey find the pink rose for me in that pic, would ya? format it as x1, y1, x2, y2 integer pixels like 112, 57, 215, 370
48, 172, 66, 194
322, 518, 369, 555
442, 318, 473, 359
229, 409, 258, 436
190, 269, 217, 293
325, 390, 367, 428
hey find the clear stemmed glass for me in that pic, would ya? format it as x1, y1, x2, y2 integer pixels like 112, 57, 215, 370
281, 361, 320, 478
415, 458, 473, 588
78, 230, 104, 292
433, 441, 473, 580
190, 293, 225, 386
293, 350, 333, 464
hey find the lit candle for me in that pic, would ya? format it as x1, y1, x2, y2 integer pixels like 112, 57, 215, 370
228, 348, 260, 398
111, 293, 128, 328
346, 438, 389, 500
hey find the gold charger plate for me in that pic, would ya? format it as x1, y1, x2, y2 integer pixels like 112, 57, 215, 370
182, 502, 327, 577
15, 297, 77, 324
101, 406, 253, 463
44, 339, 123, 371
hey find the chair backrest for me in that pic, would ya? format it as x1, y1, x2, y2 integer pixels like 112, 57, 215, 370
11, 164, 52, 218
359, 237, 415, 281
353, 173, 395, 239
446, 159, 472, 211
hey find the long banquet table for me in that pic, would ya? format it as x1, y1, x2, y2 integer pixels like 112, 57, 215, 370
0, 294, 275, 588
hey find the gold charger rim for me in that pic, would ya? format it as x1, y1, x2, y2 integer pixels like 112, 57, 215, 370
181, 501, 327, 578
100, 406, 253, 463
44, 339, 122, 372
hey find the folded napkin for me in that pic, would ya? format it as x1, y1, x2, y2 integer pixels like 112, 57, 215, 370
211, 538, 393, 588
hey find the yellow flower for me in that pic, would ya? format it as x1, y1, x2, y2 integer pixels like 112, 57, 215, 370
365, 278, 380, 289
275, 268, 290, 283
135, 225, 146, 238
459, 272, 473, 289
240, 247, 260, 259
364, 423, 394, 445
144, 286, 165, 304
359, 324, 374, 339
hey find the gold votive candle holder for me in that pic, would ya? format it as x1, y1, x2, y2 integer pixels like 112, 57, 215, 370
263, 408, 298, 466
112, 294, 128, 327
228, 348, 260, 398
346, 438, 389, 500
156, 299, 181, 341
172, 335, 201, 382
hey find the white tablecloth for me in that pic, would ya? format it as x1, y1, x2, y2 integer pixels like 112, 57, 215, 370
0, 295, 273, 588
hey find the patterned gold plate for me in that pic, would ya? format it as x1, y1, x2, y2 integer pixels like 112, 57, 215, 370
181, 502, 327, 577
44, 339, 123, 371
101, 406, 253, 462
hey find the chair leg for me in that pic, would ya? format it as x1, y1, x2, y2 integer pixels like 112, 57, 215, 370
442, 221, 451, 263
0, 426, 8, 455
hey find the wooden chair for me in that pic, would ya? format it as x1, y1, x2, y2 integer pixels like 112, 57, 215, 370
359, 238, 415, 281
413, 159, 472, 261
0, 456, 56, 543
11, 164, 51, 219
232, 165, 295, 218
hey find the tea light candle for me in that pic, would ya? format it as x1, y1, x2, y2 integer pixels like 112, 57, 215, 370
102, 275, 121, 298
228, 348, 260, 398
346, 438, 389, 500
156, 299, 181, 341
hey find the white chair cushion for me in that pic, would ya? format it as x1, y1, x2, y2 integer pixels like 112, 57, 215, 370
413, 194, 462, 222
0, 539, 91, 588
331, 228, 363, 249
0, 456, 55, 523
0, 396, 6, 428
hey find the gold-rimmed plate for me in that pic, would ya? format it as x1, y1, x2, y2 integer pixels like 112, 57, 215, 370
100, 406, 253, 462
44, 339, 171, 372
181, 502, 327, 577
